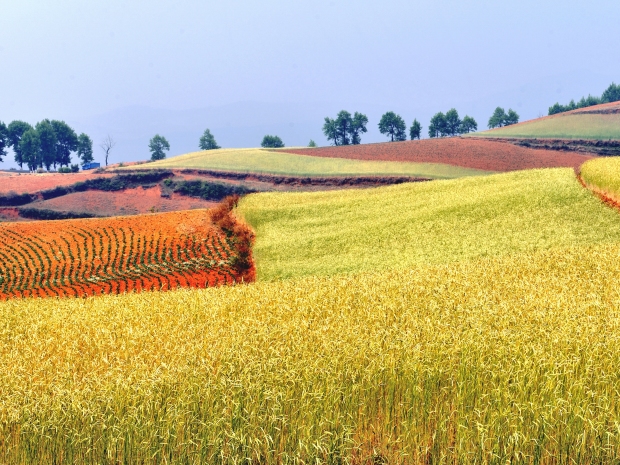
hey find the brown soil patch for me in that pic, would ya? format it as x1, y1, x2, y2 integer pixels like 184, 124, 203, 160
0, 172, 113, 195
31, 186, 217, 217
281, 138, 593, 172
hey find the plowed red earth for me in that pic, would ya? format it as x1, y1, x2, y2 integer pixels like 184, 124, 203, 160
282, 138, 594, 172
33, 186, 217, 216
0, 172, 112, 194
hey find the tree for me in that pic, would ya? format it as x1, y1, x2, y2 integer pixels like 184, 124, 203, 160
149, 134, 170, 161
308, 140, 317, 147
100, 135, 116, 166
199, 129, 220, 150
261, 135, 285, 148
428, 112, 447, 138
378, 111, 407, 142
7, 120, 33, 169
35, 120, 57, 170
77, 133, 94, 165
444, 109, 462, 136
51, 120, 78, 167
0, 122, 8, 163
505, 109, 519, 126
460, 116, 478, 134
322, 117, 339, 145
19, 128, 41, 171
409, 119, 422, 140
350, 112, 369, 144
601, 82, 620, 103
488, 107, 506, 129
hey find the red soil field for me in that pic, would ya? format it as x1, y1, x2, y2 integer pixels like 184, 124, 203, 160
0, 202, 254, 300
282, 138, 594, 172
0, 171, 112, 194
32, 186, 217, 216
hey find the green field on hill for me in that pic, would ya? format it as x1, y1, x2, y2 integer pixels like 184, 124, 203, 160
238, 168, 620, 280
136, 148, 491, 178
473, 113, 620, 139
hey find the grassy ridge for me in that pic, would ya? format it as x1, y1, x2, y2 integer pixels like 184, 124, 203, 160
474, 113, 620, 139
138, 148, 491, 179
581, 157, 620, 201
2, 244, 620, 462
238, 168, 620, 280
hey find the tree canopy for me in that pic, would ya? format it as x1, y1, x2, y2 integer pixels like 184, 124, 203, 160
308, 140, 317, 147
149, 135, 170, 161
199, 129, 220, 150
429, 112, 447, 138
323, 110, 368, 146
0, 122, 8, 163
488, 107, 519, 129
549, 83, 620, 115
429, 110, 478, 137
460, 116, 478, 133
261, 135, 285, 148
378, 112, 407, 142
51, 120, 78, 167
7, 120, 33, 169
409, 119, 422, 140
77, 133, 94, 165
19, 129, 41, 171
35, 120, 58, 171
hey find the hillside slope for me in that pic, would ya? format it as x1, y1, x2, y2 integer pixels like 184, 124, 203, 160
238, 168, 620, 280
281, 138, 592, 171
474, 101, 620, 139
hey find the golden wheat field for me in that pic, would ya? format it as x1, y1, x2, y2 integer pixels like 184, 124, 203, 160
2, 242, 620, 463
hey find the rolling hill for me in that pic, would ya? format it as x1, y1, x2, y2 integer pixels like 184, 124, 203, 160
473, 101, 620, 140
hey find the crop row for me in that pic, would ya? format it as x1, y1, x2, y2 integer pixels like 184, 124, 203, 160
0, 204, 252, 299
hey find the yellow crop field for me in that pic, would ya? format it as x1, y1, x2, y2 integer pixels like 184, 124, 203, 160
581, 156, 620, 202
132, 148, 491, 179
238, 168, 620, 280
2, 243, 620, 463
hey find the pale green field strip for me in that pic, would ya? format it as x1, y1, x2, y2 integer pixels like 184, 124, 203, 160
472, 113, 620, 139
581, 157, 620, 199
137, 148, 491, 178
3, 244, 620, 461
238, 168, 620, 280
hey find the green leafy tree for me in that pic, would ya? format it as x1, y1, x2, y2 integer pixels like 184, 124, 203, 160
428, 112, 447, 138
602, 83, 620, 103
409, 119, 422, 140
261, 135, 285, 148
460, 116, 478, 134
308, 139, 317, 147
149, 134, 170, 161
323, 110, 353, 146
19, 128, 41, 171
0, 122, 8, 162
505, 109, 519, 126
444, 109, 462, 136
51, 120, 78, 167
7, 120, 33, 169
77, 133, 94, 165
199, 129, 220, 150
378, 111, 407, 142
488, 107, 506, 129
350, 112, 369, 145
35, 120, 57, 170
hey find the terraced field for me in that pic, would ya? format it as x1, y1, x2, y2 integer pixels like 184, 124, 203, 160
135, 148, 492, 178
474, 101, 620, 139
282, 138, 592, 171
0, 205, 251, 299
238, 168, 620, 280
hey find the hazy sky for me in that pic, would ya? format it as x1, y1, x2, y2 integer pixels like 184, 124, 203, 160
1, 0, 620, 163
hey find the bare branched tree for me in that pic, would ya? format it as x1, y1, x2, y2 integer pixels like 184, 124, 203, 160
100, 135, 116, 166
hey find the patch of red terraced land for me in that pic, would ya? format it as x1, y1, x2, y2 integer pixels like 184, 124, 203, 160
282, 138, 594, 172
0, 172, 112, 194
31, 186, 217, 217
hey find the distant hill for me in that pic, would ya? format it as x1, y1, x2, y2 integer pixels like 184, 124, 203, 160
473, 101, 620, 140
